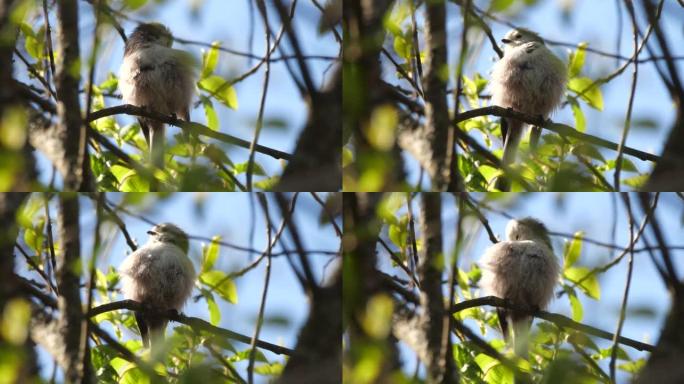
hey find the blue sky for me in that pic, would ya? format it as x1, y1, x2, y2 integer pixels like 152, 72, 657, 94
28, 0, 339, 188
376, 192, 683, 381
384, 0, 684, 188
21, 192, 340, 382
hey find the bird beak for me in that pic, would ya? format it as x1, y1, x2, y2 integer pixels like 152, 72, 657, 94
501, 38, 511, 44
147, 230, 156, 235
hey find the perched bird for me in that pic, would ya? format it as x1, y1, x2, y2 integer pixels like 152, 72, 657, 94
118, 22, 196, 169
480, 217, 559, 357
490, 28, 567, 190
119, 223, 196, 349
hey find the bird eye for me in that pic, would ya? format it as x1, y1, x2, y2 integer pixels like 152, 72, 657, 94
515, 33, 522, 39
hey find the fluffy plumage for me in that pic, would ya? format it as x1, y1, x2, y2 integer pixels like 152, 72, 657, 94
118, 23, 196, 169
119, 223, 196, 349
480, 217, 559, 357
490, 28, 567, 190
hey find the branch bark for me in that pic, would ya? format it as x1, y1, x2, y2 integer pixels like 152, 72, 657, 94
422, 1, 453, 190
276, 67, 341, 191
418, 193, 456, 383
55, 0, 90, 190
56, 193, 88, 382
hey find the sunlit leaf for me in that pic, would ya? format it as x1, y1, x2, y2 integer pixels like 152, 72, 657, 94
563, 231, 584, 268
200, 270, 238, 304
568, 98, 586, 132
201, 41, 220, 78
568, 77, 604, 111
205, 292, 220, 325
564, 266, 601, 300
202, 99, 219, 131
367, 105, 398, 151
360, 294, 394, 339
198, 75, 238, 110
201, 235, 221, 272
568, 42, 588, 78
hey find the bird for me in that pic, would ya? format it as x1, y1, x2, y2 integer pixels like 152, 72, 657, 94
119, 223, 196, 350
490, 28, 567, 190
479, 217, 559, 357
118, 22, 196, 169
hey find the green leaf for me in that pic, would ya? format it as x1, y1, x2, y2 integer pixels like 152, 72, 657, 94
568, 98, 586, 132
491, 0, 515, 12
200, 270, 238, 304
254, 176, 279, 190
198, 75, 238, 110
478, 165, 502, 185
25, 27, 45, 60
603, 158, 638, 173
618, 359, 646, 374
565, 286, 584, 322
110, 165, 149, 192
388, 222, 407, 249
564, 266, 601, 300
201, 41, 220, 78
124, 0, 147, 10
622, 174, 648, 188
563, 231, 584, 268
571, 143, 605, 163
254, 362, 284, 376
393, 34, 411, 60
360, 294, 394, 339
202, 98, 219, 130
568, 42, 588, 78
201, 235, 221, 272
232, 161, 266, 176
205, 292, 220, 325
568, 77, 604, 111
375, 192, 405, 224
99, 72, 118, 93
367, 105, 398, 151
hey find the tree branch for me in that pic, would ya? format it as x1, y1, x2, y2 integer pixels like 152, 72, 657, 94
450, 296, 654, 352
455, 106, 660, 162
86, 104, 292, 160
87, 300, 293, 356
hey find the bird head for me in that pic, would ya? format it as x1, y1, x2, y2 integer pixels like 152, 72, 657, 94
501, 28, 544, 49
147, 222, 189, 254
505, 217, 553, 249
124, 22, 173, 56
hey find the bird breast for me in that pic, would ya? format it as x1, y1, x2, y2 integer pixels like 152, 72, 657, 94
119, 241, 196, 311
118, 45, 195, 117
480, 240, 559, 310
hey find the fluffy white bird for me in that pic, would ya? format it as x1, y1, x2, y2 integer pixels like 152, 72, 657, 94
490, 28, 567, 190
119, 223, 196, 349
480, 217, 559, 357
118, 23, 196, 169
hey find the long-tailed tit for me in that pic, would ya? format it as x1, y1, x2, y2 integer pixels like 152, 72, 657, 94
490, 28, 567, 190
119, 223, 196, 349
119, 23, 196, 169
480, 217, 559, 357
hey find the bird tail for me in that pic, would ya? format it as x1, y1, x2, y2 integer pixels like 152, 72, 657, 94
147, 316, 168, 355
511, 315, 532, 359
495, 119, 523, 191
135, 311, 167, 353
135, 311, 150, 348
149, 122, 165, 170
